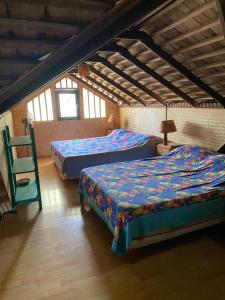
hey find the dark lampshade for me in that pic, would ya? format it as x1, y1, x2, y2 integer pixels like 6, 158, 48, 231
160, 120, 177, 145
160, 120, 177, 134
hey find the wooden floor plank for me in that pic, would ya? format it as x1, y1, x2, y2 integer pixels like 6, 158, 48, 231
0, 157, 225, 300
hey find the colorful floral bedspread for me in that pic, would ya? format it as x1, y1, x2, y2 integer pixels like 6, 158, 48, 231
51, 129, 155, 162
79, 145, 225, 240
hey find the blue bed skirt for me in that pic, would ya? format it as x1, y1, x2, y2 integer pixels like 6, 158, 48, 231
79, 191, 225, 256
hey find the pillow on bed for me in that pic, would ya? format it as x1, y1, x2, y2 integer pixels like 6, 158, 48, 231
218, 144, 225, 154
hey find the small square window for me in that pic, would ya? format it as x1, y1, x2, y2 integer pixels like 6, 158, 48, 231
56, 91, 80, 120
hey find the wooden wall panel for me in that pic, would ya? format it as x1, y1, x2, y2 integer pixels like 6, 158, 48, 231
0, 111, 14, 198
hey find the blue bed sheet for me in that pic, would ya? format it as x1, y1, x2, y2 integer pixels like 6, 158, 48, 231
78, 145, 225, 255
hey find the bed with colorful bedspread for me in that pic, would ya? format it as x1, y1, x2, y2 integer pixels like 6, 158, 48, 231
51, 129, 161, 179
78, 145, 225, 256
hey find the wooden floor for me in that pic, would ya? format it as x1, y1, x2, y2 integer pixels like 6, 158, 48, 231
1, 158, 225, 299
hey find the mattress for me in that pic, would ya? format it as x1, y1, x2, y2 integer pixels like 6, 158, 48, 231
51, 129, 162, 178
78, 145, 225, 255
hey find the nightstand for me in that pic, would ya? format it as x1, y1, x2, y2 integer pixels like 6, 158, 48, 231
157, 142, 182, 156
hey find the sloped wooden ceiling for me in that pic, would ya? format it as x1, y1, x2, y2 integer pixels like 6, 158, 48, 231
79, 0, 225, 108
0, 0, 116, 93
0, 0, 224, 112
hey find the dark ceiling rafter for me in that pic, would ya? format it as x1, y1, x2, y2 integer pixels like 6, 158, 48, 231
81, 74, 132, 106
119, 29, 225, 107
92, 54, 166, 106
0, 0, 173, 113
89, 65, 143, 105
70, 74, 119, 106
100, 43, 197, 107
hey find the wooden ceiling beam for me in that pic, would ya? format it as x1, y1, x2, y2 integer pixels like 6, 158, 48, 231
89, 65, 143, 105
101, 43, 197, 107
0, 0, 173, 113
153, 0, 216, 37
176, 34, 224, 54
93, 55, 166, 106
119, 30, 225, 107
71, 74, 119, 106
164, 19, 220, 46
72, 74, 131, 106
0, 18, 80, 34
215, 0, 225, 37
86, 74, 132, 106
189, 48, 225, 62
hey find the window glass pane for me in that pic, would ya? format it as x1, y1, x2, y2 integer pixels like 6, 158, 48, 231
100, 99, 106, 117
58, 93, 77, 118
61, 78, 67, 88
40, 92, 47, 121
72, 81, 78, 88
27, 101, 34, 120
89, 92, 95, 118
67, 78, 72, 88
83, 88, 89, 118
55, 81, 61, 88
34, 97, 41, 121
95, 96, 100, 118
45, 89, 54, 120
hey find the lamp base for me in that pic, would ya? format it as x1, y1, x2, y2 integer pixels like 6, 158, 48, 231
163, 133, 168, 145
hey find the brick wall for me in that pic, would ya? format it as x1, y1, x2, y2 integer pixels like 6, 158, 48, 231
120, 107, 225, 151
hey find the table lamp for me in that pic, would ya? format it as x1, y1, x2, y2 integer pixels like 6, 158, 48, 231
160, 120, 177, 145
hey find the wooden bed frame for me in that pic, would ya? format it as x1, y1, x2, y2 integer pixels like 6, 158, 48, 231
82, 201, 225, 262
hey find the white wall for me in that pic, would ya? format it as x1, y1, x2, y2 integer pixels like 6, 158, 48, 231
120, 107, 225, 151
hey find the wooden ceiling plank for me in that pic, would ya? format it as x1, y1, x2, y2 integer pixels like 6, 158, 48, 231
144, 0, 185, 23
93, 55, 166, 106
0, 37, 64, 48
0, 0, 173, 113
8, 0, 115, 9
177, 34, 224, 54
0, 17, 80, 34
89, 65, 141, 105
119, 30, 225, 107
164, 19, 220, 46
153, 0, 216, 37
189, 47, 225, 62
71, 74, 119, 106
102, 43, 197, 107
86, 74, 132, 106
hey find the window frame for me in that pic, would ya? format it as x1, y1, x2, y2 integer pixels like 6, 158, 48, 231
55, 89, 80, 120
